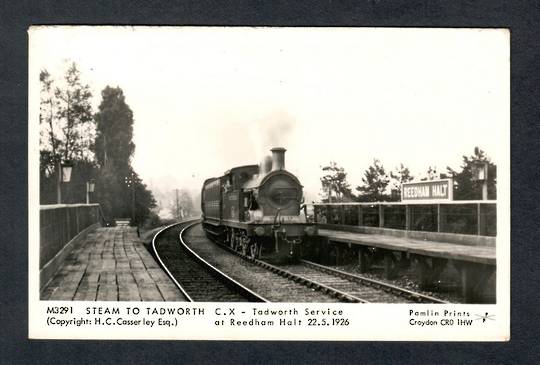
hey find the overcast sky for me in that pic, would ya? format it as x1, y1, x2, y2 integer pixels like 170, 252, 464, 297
30, 27, 509, 203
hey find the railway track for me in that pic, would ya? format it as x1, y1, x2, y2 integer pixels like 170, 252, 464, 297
206, 227, 447, 303
152, 220, 267, 302
282, 260, 448, 303
183, 224, 341, 302
155, 222, 447, 303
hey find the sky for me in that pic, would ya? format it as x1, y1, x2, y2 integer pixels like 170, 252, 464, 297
30, 27, 510, 206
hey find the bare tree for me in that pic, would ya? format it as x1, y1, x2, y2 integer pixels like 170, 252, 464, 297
40, 62, 95, 167
53, 62, 95, 162
39, 70, 59, 176
169, 189, 196, 220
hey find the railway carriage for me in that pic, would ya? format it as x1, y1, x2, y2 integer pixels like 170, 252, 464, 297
201, 147, 316, 262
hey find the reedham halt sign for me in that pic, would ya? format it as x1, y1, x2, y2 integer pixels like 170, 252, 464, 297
401, 179, 454, 201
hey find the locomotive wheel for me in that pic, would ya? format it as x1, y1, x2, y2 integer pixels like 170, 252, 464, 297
240, 235, 247, 255
230, 230, 236, 250
250, 242, 260, 259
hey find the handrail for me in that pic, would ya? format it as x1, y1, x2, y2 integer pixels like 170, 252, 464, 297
96, 205, 108, 225
39, 203, 100, 210
313, 200, 496, 206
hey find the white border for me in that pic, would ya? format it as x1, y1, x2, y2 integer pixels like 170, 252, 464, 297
28, 26, 510, 341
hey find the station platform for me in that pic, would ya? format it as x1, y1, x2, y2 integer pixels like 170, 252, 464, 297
41, 226, 185, 301
318, 229, 495, 265
317, 228, 496, 302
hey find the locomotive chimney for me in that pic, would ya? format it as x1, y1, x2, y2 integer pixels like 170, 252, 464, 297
271, 147, 286, 171
260, 155, 273, 174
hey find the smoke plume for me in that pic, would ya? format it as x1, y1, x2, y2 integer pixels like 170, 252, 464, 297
249, 109, 295, 160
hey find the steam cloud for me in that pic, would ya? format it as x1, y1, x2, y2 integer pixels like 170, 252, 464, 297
249, 109, 295, 160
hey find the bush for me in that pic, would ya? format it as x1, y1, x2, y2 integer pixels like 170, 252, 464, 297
142, 212, 162, 230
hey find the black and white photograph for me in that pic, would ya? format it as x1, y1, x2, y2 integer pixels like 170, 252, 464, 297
28, 26, 509, 340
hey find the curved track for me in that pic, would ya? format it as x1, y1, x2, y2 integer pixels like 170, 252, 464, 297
156, 221, 447, 303
152, 220, 267, 302
183, 224, 341, 302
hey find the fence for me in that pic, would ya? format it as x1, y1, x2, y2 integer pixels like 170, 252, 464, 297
313, 201, 496, 237
40, 204, 103, 269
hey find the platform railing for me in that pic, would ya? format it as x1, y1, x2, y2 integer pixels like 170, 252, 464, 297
313, 201, 496, 237
39, 204, 103, 269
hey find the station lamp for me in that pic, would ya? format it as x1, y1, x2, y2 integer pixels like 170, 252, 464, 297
471, 161, 489, 200
86, 178, 96, 204
88, 179, 96, 193
56, 159, 73, 204
471, 161, 488, 182
61, 160, 73, 183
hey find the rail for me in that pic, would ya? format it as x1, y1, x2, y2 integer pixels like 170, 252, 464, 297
210, 234, 446, 303
152, 220, 268, 302
300, 259, 448, 303
151, 220, 199, 301
211, 236, 361, 302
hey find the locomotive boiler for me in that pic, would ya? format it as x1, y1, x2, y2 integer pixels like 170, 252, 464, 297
201, 147, 316, 261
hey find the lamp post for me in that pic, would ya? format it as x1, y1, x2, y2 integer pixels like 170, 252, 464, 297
471, 161, 489, 200
56, 159, 73, 204
124, 172, 136, 226
175, 188, 180, 221
86, 179, 95, 204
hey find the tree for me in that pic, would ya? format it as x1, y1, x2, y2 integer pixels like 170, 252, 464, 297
39, 63, 95, 204
93, 86, 156, 224
389, 163, 414, 201
425, 166, 439, 180
356, 159, 390, 202
447, 147, 497, 200
53, 62, 95, 162
320, 162, 354, 202
133, 174, 158, 224
94, 87, 135, 168
39, 70, 59, 176
93, 86, 136, 219
169, 189, 196, 220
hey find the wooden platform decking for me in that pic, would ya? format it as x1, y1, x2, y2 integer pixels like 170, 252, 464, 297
41, 226, 186, 301
318, 229, 496, 265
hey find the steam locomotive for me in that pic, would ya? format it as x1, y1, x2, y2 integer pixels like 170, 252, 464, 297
201, 147, 316, 261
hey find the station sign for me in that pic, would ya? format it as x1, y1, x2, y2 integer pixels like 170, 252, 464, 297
401, 179, 453, 201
